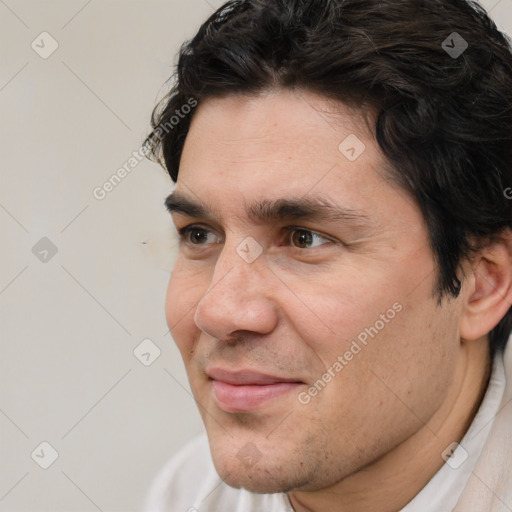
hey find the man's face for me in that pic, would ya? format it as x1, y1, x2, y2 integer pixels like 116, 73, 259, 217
165, 90, 463, 493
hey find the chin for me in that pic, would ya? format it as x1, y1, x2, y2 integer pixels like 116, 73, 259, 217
212, 454, 304, 494
206, 432, 323, 494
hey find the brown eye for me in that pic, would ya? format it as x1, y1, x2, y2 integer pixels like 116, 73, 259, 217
179, 226, 219, 245
291, 229, 313, 248
188, 228, 209, 244
288, 228, 330, 249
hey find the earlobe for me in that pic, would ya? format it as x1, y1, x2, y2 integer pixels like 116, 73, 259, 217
459, 230, 512, 341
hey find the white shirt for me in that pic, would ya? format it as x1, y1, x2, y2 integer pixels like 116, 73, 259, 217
143, 351, 507, 512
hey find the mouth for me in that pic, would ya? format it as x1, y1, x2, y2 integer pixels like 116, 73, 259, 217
207, 368, 304, 412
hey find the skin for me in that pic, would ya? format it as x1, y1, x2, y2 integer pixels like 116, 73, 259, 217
165, 89, 512, 512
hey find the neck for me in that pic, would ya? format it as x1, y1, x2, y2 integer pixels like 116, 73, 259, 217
288, 338, 491, 512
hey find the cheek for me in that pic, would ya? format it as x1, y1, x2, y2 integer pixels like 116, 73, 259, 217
306, 257, 452, 396
165, 260, 207, 354
293, 273, 402, 365
350, 293, 459, 420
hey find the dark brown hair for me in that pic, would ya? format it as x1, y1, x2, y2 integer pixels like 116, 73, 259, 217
145, 0, 512, 352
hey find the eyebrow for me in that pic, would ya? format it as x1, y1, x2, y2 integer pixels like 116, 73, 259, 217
165, 191, 374, 229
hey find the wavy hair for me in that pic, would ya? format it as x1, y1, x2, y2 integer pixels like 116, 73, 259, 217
145, 0, 512, 353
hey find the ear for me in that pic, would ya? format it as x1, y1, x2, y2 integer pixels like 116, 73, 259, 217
459, 229, 512, 341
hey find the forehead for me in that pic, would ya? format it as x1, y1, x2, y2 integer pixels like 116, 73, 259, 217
180, 89, 376, 167
176, 89, 414, 226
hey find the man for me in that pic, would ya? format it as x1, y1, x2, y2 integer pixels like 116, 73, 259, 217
143, 1, 512, 510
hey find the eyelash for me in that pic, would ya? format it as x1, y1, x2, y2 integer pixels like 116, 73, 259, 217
177, 225, 334, 249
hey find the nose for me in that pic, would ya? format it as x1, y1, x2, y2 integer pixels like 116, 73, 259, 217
193, 242, 279, 341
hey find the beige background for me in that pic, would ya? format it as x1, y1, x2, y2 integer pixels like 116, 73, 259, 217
1, 0, 511, 510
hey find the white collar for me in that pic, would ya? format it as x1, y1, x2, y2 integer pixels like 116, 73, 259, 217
399, 350, 507, 512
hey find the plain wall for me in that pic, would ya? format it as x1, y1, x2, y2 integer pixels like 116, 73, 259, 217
1, 0, 511, 510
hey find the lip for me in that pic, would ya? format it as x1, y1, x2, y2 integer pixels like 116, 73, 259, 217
207, 368, 303, 412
